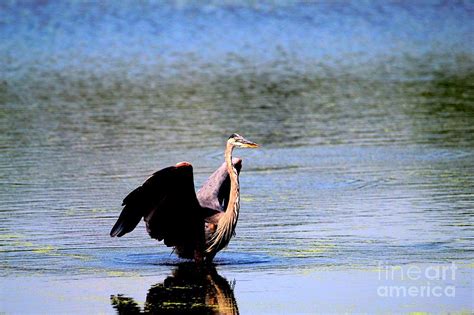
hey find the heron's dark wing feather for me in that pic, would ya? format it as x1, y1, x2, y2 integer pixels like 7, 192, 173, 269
196, 158, 242, 214
110, 164, 206, 247
110, 184, 148, 237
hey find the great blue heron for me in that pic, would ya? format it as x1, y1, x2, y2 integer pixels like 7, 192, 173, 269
110, 133, 259, 263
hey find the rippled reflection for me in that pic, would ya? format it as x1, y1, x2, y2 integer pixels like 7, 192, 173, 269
111, 264, 238, 314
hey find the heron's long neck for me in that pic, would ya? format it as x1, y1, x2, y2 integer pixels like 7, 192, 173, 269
205, 143, 240, 254
224, 143, 240, 221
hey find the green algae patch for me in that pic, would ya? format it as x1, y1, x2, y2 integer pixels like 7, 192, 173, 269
33, 245, 56, 254
0, 233, 23, 241
285, 241, 336, 258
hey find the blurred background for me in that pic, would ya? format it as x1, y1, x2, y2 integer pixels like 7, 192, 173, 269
2, 0, 473, 149
1, 1, 473, 313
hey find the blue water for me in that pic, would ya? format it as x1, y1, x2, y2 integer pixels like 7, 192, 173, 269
2, 1, 473, 77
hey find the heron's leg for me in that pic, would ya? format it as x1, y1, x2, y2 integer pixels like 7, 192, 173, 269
194, 248, 203, 263
194, 249, 203, 264
205, 252, 216, 264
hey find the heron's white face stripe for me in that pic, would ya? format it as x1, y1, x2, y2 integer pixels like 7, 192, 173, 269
228, 137, 246, 147
234, 141, 246, 147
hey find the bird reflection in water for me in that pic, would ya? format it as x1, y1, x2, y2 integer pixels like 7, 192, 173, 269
111, 263, 239, 314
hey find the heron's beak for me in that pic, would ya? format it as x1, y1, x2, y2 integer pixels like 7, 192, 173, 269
240, 137, 259, 148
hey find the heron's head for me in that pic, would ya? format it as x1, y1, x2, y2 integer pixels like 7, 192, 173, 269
228, 133, 259, 148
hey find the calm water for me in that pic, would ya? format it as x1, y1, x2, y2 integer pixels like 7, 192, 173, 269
1, 1, 473, 313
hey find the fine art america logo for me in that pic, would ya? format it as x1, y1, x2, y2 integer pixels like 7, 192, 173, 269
377, 262, 457, 298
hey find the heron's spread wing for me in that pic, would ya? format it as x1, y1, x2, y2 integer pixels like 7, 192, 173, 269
110, 163, 207, 247
196, 158, 242, 215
